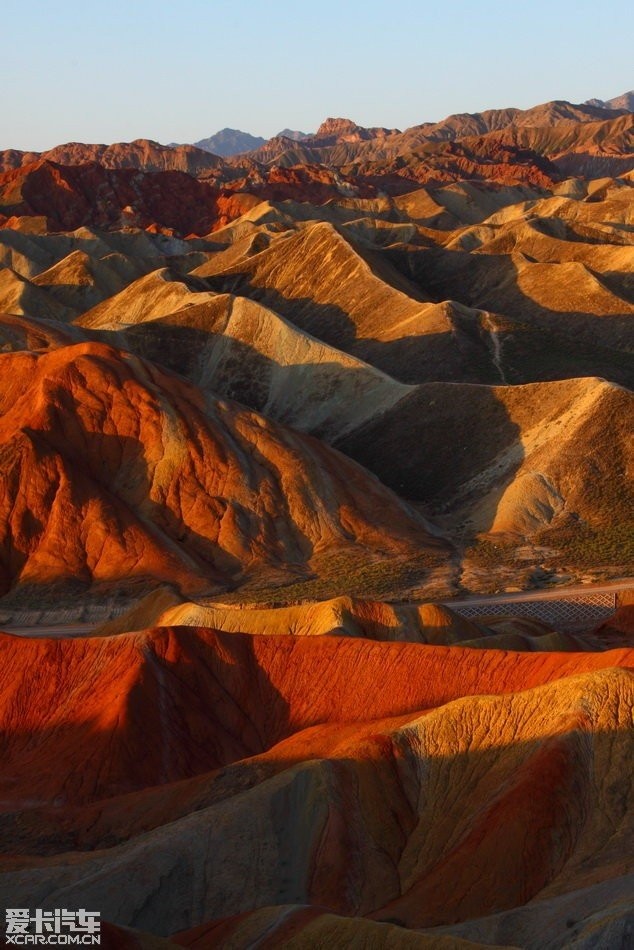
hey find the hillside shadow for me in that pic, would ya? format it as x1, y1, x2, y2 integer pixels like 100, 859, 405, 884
0, 627, 630, 936
334, 383, 524, 526
384, 244, 634, 388
104, 312, 509, 392
206, 274, 361, 350
0, 627, 291, 819
86, 321, 526, 537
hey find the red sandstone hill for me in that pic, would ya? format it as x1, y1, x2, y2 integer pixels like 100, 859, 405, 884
0, 159, 374, 235
0, 341, 444, 602
0, 626, 630, 804
0, 160, 224, 234
0, 627, 631, 944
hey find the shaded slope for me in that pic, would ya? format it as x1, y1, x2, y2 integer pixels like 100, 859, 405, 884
89, 292, 411, 441
206, 221, 507, 384
337, 376, 633, 540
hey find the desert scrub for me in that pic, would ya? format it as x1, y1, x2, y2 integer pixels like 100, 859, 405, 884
222, 549, 445, 606
464, 538, 521, 567
536, 521, 634, 568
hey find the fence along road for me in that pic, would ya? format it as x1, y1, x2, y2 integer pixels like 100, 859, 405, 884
0, 581, 632, 637
443, 581, 633, 632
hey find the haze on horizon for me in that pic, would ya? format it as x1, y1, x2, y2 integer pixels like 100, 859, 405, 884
3, 0, 633, 152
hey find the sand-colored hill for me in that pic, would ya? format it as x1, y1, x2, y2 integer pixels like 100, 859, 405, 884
30, 248, 147, 313
0, 223, 212, 285
393, 181, 547, 229
400, 247, 632, 363
0, 266, 75, 321
204, 220, 517, 385
92, 592, 485, 642
77, 267, 218, 329
94, 591, 606, 652
337, 376, 633, 540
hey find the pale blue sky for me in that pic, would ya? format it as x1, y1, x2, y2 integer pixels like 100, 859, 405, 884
3, 0, 632, 151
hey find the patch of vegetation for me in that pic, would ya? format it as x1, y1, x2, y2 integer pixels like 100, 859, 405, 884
221, 548, 445, 606
536, 520, 634, 568
464, 538, 521, 567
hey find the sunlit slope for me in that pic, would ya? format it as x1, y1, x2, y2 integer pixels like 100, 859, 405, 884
0, 342, 444, 600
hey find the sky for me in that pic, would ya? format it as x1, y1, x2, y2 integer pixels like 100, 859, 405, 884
2, 0, 633, 151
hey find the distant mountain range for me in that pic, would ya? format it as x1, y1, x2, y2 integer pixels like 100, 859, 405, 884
185, 92, 632, 158
192, 127, 310, 156
585, 91, 634, 112
1, 93, 631, 194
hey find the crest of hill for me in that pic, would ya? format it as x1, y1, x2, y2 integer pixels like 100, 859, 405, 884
0, 341, 443, 602
77, 267, 217, 329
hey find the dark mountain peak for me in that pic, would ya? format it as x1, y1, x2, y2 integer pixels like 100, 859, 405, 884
193, 128, 267, 157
